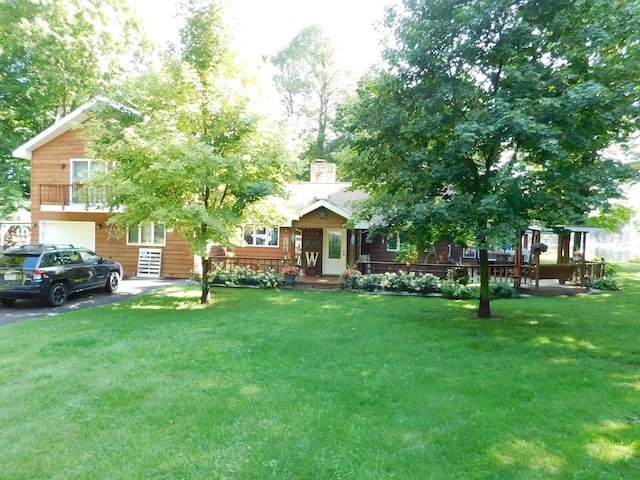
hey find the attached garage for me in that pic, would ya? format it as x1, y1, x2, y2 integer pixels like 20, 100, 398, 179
39, 221, 96, 251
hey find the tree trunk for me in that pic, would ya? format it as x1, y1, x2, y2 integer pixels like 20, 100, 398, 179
200, 255, 211, 304
477, 248, 491, 318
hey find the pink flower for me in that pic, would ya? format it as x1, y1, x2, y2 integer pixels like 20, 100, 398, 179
281, 265, 300, 276
342, 268, 362, 277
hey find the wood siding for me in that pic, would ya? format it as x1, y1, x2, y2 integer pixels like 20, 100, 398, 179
359, 234, 460, 265
208, 227, 292, 264
30, 126, 195, 278
30, 128, 88, 210
294, 208, 347, 229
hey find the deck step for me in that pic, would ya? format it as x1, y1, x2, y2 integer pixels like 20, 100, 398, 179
295, 276, 340, 291
518, 285, 587, 296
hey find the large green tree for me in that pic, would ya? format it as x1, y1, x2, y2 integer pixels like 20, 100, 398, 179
88, 0, 295, 304
0, 0, 149, 218
338, 0, 639, 318
270, 25, 345, 167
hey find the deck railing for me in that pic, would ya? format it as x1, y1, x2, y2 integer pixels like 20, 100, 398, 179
358, 260, 607, 287
357, 261, 451, 278
209, 257, 607, 288
358, 261, 523, 282
209, 256, 284, 272
39, 184, 108, 208
519, 260, 606, 288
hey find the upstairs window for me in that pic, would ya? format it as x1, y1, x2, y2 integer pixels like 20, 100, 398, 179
71, 158, 107, 205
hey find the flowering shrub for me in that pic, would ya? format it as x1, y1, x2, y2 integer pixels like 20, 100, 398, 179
337, 269, 518, 300
231, 266, 261, 286
373, 272, 401, 291
342, 267, 362, 276
357, 273, 382, 292
208, 265, 231, 285
339, 267, 362, 290
208, 266, 283, 288
209, 265, 520, 297
440, 280, 479, 299
408, 273, 441, 294
387, 271, 415, 291
256, 269, 281, 288
281, 265, 300, 276
341, 270, 443, 294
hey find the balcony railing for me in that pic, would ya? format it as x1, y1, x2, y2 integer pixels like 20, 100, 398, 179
39, 184, 108, 208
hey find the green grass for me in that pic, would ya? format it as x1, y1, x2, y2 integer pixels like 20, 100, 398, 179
1, 265, 639, 479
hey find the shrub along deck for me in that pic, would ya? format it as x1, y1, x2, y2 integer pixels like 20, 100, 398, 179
209, 256, 607, 295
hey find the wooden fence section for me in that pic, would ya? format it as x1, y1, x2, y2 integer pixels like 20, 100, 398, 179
210, 256, 283, 272
360, 260, 607, 289
359, 261, 524, 282
357, 261, 450, 278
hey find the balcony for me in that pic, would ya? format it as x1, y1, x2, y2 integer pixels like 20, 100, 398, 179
39, 184, 109, 212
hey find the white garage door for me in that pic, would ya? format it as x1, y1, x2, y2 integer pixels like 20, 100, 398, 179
39, 221, 96, 251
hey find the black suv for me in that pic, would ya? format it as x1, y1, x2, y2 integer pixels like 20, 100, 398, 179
0, 244, 123, 307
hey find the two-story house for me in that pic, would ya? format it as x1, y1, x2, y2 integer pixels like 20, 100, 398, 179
15, 99, 522, 281
16, 99, 436, 279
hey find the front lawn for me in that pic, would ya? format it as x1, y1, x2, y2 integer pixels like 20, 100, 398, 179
1, 264, 639, 479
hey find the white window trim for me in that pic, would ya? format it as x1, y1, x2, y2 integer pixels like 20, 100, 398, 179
386, 233, 400, 252
70, 158, 108, 206
126, 222, 166, 247
462, 245, 477, 259
241, 225, 280, 248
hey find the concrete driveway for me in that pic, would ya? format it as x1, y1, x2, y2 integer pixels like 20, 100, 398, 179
0, 277, 185, 327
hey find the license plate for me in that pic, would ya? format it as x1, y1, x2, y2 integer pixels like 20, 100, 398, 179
4, 274, 17, 281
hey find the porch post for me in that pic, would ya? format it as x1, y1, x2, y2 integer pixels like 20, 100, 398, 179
581, 232, 587, 287
347, 229, 356, 267
514, 231, 523, 288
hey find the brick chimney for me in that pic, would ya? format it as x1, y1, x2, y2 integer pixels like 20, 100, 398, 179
310, 159, 336, 183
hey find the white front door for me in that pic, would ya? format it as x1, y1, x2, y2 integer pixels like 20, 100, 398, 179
323, 229, 346, 275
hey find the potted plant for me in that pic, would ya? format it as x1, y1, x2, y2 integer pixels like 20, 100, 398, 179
425, 246, 436, 264
447, 260, 470, 284
395, 242, 419, 267
281, 265, 300, 286
531, 242, 548, 255
339, 266, 362, 290
530, 242, 548, 265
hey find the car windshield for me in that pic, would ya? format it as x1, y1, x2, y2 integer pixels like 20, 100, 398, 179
0, 254, 40, 269
79, 250, 102, 265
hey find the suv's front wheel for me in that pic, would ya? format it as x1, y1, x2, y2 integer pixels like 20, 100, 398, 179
47, 282, 68, 307
105, 271, 120, 293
